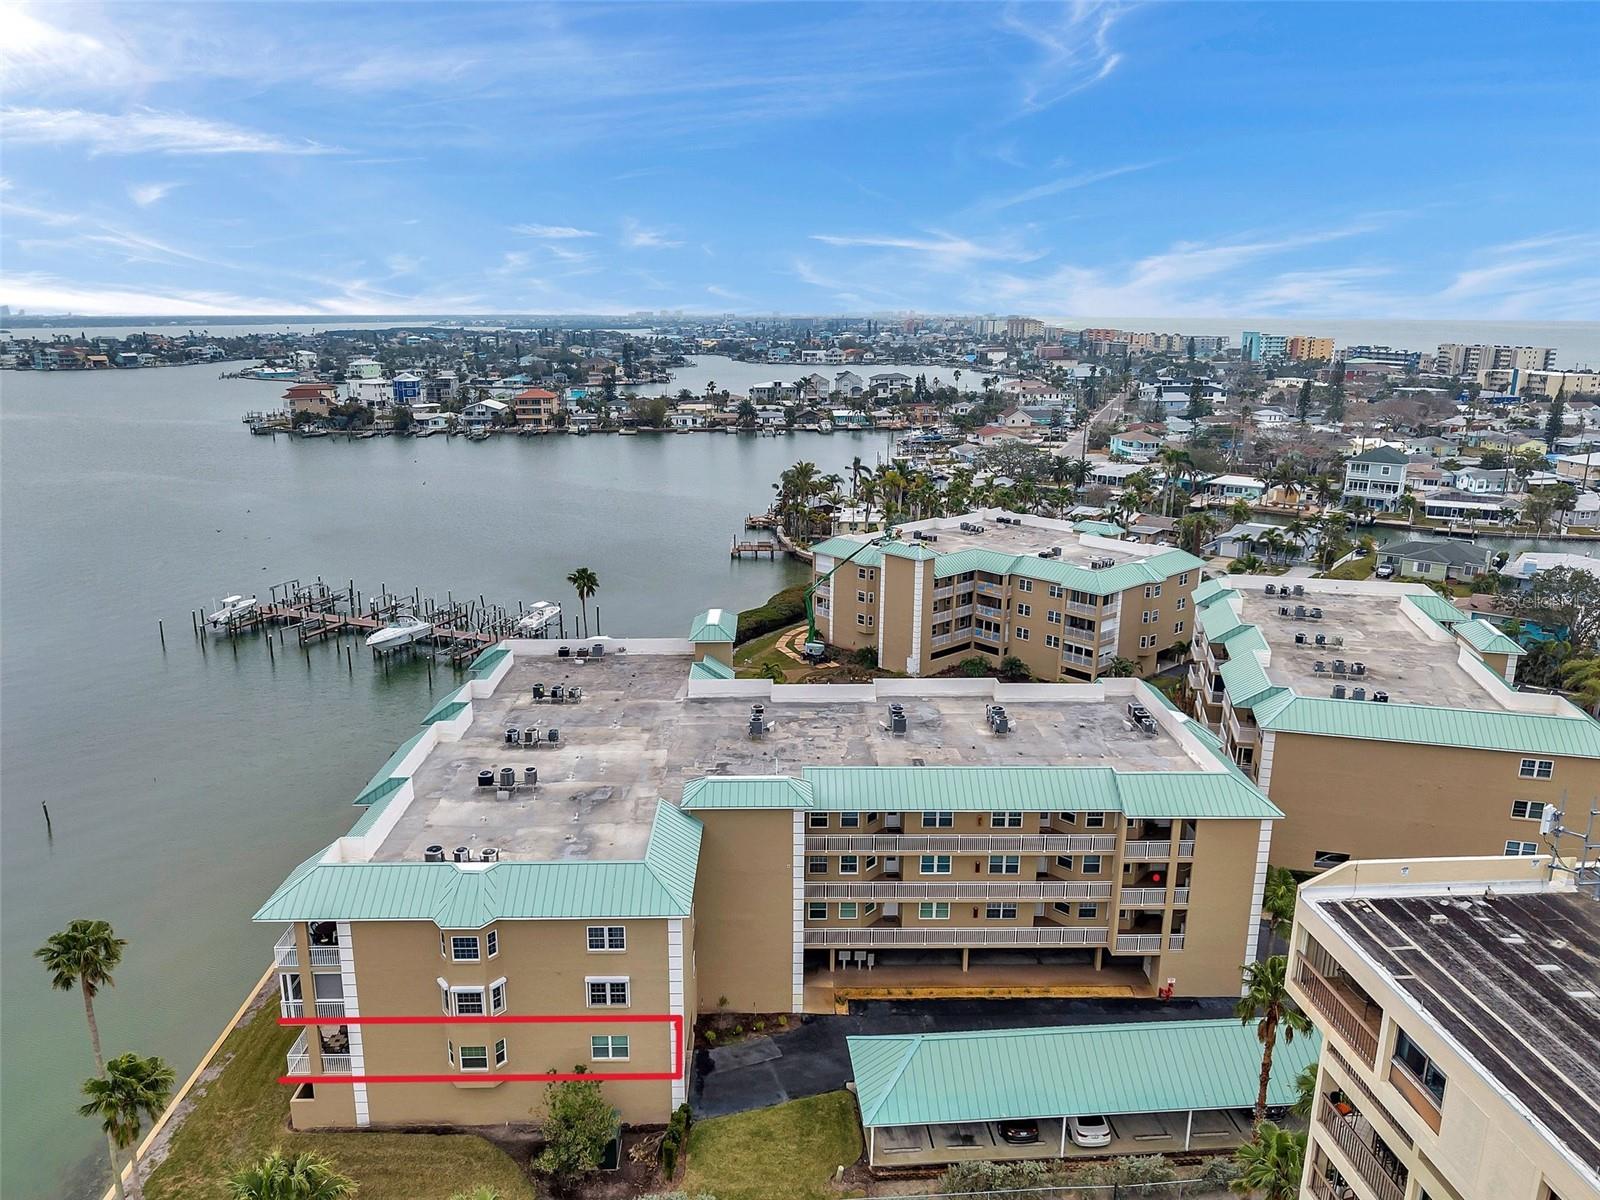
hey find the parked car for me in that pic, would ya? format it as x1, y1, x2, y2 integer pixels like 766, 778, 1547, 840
997, 1120, 1039, 1145
1068, 1114, 1113, 1148
1375, 563, 1394, 578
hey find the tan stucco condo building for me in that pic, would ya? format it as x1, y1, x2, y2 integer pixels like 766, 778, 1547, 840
1189, 577, 1600, 871
257, 624, 1279, 1133
810, 510, 1206, 682
1288, 855, 1599, 1200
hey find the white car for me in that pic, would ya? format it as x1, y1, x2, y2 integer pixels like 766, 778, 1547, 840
1375, 563, 1395, 579
1068, 1114, 1113, 1148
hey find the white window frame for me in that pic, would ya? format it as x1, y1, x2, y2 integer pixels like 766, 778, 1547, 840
1082, 854, 1103, 874
921, 810, 954, 828
807, 902, 827, 920
837, 902, 858, 920
920, 854, 952, 875
490, 978, 507, 1014
1017, 578, 1033, 592
918, 902, 950, 920
494, 1038, 508, 1067
990, 811, 1023, 827
988, 854, 1021, 875
586, 977, 631, 1007
839, 811, 861, 828
450, 935, 481, 963
808, 812, 829, 828
1046, 634, 1061, 649
986, 903, 1017, 920
450, 986, 486, 1016
1085, 812, 1106, 828
839, 855, 859, 875
486, 929, 499, 958
591, 1034, 630, 1061
1016, 626, 1030, 640
1505, 840, 1539, 856
458, 1043, 490, 1072
1078, 902, 1099, 919
808, 855, 828, 874
1016, 602, 1031, 617
586, 925, 625, 952
1511, 800, 1548, 821
1519, 758, 1554, 779
1055, 855, 1074, 870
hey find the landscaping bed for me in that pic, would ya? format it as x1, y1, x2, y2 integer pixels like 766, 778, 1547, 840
680, 1090, 864, 1200
695, 1010, 798, 1050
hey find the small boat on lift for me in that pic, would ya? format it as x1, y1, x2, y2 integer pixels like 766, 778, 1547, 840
365, 614, 433, 651
207, 594, 259, 630
513, 600, 562, 638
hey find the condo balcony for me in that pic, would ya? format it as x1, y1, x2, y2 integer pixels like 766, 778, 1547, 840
802, 918, 1110, 949
284, 1029, 353, 1076
273, 926, 341, 970
279, 998, 348, 1020
806, 833, 1118, 854
1317, 1095, 1408, 1200
806, 880, 1114, 902
1294, 940, 1384, 1068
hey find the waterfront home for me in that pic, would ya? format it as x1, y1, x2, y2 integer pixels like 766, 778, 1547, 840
392, 372, 423, 408
798, 372, 831, 398
511, 387, 560, 428
830, 409, 871, 430
1420, 490, 1516, 523
1377, 538, 1495, 583
462, 398, 509, 428
830, 504, 884, 534
347, 356, 382, 379
1211, 521, 1319, 563
1085, 460, 1146, 489
1193, 473, 1266, 504
1447, 466, 1517, 495
832, 370, 865, 397
1554, 451, 1600, 483
869, 371, 912, 397
1001, 378, 1067, 404
1341, 445, 1409, 511
668, 406, 710, 430
284, 382, 338, 419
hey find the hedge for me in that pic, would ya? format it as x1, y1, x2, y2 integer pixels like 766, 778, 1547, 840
735, 584, 808, 645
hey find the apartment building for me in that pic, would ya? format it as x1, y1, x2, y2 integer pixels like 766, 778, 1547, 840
1189, 577, 1600, 872
809, 511, 1206, 682
1288, 855, 1598, 1200
1342, 446, 1410, 511
258, 628, 1278, 1133
1286, 336, 1335, 362
1435, 343, 1558, 376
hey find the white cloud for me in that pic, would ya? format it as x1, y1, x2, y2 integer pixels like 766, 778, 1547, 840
0, 5, 155, 93
622, 218, 682, 249
1, 107, 338, 155
1000, 1, 1128, 113
512, 223, 596, 239
127, 181, 180, 207
977, 161, 1161, 212
810, 230, 1039, 268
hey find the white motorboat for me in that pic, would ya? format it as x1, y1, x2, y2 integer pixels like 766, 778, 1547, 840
365, 616, 433, 651
513, 600, 562, 638
207, 594, 258, 629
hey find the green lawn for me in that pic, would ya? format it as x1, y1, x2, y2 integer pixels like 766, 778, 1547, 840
732, 621, 807, 680
681, 1091, 863, 1200
145, 1001, 535, 1200
1320, 552, 1376, 580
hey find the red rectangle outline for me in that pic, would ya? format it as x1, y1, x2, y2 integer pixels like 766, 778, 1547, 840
277, 1012, 683, 1085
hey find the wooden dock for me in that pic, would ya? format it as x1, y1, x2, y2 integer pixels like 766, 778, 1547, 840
731, 539, 779, 559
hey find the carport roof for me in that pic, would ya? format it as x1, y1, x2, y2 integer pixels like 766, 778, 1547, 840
848, 1018, 1319, 1128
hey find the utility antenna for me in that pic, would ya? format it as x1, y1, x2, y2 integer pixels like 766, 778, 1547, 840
1539, 791, 1600, 899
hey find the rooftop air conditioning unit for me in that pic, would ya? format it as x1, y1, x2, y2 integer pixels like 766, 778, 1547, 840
479, 848, 500, 863
524, 765, 538, 785
477, 770, 495, 788
498, 767, 517, 789
452, 846, 471, 863
424, 845, 446, 862
505, 727, 519, 744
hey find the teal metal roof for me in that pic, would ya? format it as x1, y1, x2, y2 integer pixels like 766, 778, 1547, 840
1257, 697, 1600, 757
469, 646, 510, 675
1453, 617, 1523, 658
681, 776, 814, 809
422, 685, 470, 724
1403, 593, 1466, 631
1218, 656, 1282, 708
849, 1019, 1321, 1127
882, 540, 936, 562
687, 657, 735, 681
932, 546, 1205, 597
254, 802, 702, 925
1073, 520, 1125, 537
688, 607, 739, 643
810, 537, 884, 568
1192, 577, 1232, 606
354, 731, 429, 806
801, 766, 1279, 820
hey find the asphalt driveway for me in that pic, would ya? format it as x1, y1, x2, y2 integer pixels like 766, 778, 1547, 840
689, 995, 1237, 1118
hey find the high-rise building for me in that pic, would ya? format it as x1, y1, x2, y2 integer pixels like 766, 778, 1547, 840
1288, 854, 1599, 1200
1435, 343, 1558, 376
1006, 317, 1045, 340
1285, 336, 1335, 362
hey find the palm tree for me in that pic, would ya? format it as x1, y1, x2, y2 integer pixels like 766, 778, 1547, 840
226, 1149, 357, 1200
1230, 1120, 1306, 1199
80, 1053, 175, 1200
1262, 865, 1299, 940
566, 567, 599, 637
1228, 498, 1254, 525
1103, 657, 1138, 677
1237, 956, 1312, 1125
36, 920, 126, 1080
1290, 1061, 1320, 1119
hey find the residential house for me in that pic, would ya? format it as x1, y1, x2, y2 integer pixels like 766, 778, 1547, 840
1193, 474, 1266, 504
832, 371, 865, 398
1341, 446, 1409, 511
1447, 466, 1516, 495
868, 372, 912, 397
1500, 551, 1600, 589
1211, 522, 1318, 563
1110, 427, 1165, 459
1377, 539, 1494, 583
283, 382, 338, 419
461, 398, 509, 428
511, 387, 560, 428
1554, 452, 1600, 484
1421, 491, 1516, 523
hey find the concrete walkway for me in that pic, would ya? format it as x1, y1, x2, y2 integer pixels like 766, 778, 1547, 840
690, 995, 1236, 1119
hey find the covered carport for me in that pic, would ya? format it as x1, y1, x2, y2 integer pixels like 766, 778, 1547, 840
848, 1017, 1318, 1169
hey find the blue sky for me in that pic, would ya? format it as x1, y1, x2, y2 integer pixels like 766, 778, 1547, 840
2, 1, 1596, 318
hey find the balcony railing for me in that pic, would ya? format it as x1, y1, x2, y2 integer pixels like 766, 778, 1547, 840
1177, 840, 1196, 857
803, 924, 1109, 948
806, 880, 1113, 902
1123, 840, 1173, 859
976, 603, 1003, 619
1119, 887, 1169, 905
274, 928, 339, 970
1114, 933, 1164, 953
1067, 600, 1099, 616
976, 581, 1005, 598
1172, 886, 1191, 904
807, 834, 1118, 854
1318, 1099, 1406, 1200
1167, 933, 1186, 950
1296, 959, 1380, 1067
284, 1029, 353, 1075
280, 999, 348, 1019
933, 585, 954, 599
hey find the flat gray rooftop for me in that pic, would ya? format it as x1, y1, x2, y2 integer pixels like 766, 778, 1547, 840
1321, 889, 1600, 1171
886, 515, 1146, 568
373, 654, 1197, 865
1233, 586, 1500, 709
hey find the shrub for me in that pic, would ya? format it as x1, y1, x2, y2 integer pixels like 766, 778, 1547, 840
704, 1029, 717, 1043
849, 647, 878, 669
999, 654, 1030, 680
735, 585, 807, 644
658, 1103, 694, 1179
1200, 1155, 1242, 1185
533, 1075, 616, 1187
957, 655, 989, 677
935, 1159, 1056, 1193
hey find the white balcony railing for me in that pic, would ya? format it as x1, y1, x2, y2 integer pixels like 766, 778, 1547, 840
806, 834, 1118, 854
319, 1054, 353, 1074
1067, 600, 1099, 616
1123, 840, 1173, 859
285, 1030, 310, 1075
282, 999, 348, 1019
806, 881, 1114, 902
274, 928, 340, 970
1119, 887, 1169, 906
805, 924, 1109, 948
1178, 840, 1196, 857
1167, 933, 1186, 950
1114, 933, 1164, 953
1172, 886, 1191, 904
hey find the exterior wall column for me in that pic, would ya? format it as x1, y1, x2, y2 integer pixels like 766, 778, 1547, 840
336, 921, 369, 1128
791, 810, 805, 1012
1245, 820, 1273, 977
667, 918, 687, 1109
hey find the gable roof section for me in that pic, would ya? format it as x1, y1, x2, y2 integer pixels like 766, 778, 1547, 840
688, 608, 738, 643
1256, 698, 1600, 757
254, 802, 701, 926
809, 537, 885, 568
681, 776, 814, 810
849, 1019, 1320, 1128
1453, 617, 1523, 659
355, 731, 429, 806
688, 657, 735, 681
1350, 446, 1408, 464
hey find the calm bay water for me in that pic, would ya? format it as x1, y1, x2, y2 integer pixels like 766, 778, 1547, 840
0, 365, 890, 1200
